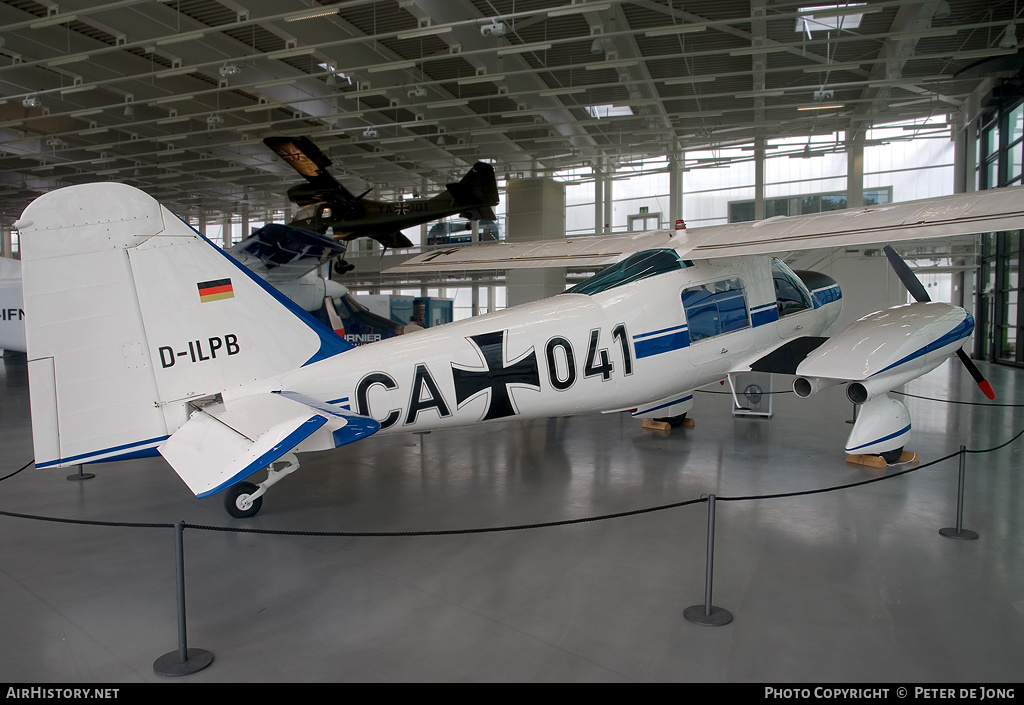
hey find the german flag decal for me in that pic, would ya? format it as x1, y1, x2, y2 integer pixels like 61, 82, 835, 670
197, 278, 234, 303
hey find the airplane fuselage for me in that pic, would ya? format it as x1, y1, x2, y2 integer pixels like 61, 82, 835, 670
229, 255, 842, 437
290, 195, 465, 239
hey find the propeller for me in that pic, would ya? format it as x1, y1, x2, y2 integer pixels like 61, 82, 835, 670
883, 245, 995, 400
323, 296, 346, 338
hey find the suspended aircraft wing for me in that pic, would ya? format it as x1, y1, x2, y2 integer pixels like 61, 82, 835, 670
387, 186, 1024, 274
227, 222, 347, 283
263, 135, 358, 203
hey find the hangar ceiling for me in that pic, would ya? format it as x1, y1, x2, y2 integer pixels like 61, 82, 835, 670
0, 0, 1021, 226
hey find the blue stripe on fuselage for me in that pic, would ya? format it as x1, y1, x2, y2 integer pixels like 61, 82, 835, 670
751, 302, 779, 327
633, 326, 689, 359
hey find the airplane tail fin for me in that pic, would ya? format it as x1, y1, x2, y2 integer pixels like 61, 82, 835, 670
16, 182, 352, 470
445, 162, 499, 221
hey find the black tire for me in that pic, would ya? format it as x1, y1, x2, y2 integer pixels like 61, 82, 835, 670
224, 481, 263, 518
879, 446, 904, 465
655, 413, 688, 428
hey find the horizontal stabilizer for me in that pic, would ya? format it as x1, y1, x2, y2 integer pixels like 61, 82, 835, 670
228, 223, 347, 282
159, 392, 379, 498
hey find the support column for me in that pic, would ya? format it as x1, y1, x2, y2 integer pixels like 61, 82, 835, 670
669, 155, 684, 227
603, 168, 613, 233
1, 224, 10, 259
222, 214, 232, 248
506, 177, 566, 307
847, 131, 865, 208
754, 136, 766, 220
240, 205, 249, 245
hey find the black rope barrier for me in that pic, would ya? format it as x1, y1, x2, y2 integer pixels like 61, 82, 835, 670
2, 404, 1021, 670
1, 422, 1022, 536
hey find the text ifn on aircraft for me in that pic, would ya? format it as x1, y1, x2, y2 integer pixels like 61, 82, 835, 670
15, 183, 1019, 517
264, 135, 500, 255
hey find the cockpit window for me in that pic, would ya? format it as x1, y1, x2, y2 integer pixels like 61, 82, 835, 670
566, 249, 689, 296
296, 204, 317, 221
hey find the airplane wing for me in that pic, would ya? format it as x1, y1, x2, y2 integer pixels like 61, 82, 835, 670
227, 222, 347, 283
386, 229, 680, 275
677, 187, 1024, 259
263, 135, 358, 202
387, 186, 1024, 274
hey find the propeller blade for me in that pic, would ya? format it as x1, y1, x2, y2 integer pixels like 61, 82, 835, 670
883, 245, 930, 303
323, 296, 346, 338
956, 348, 996, 400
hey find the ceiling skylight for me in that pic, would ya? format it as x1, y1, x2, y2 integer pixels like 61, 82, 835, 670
586, 105, 634, 119
796, 4, 868, 37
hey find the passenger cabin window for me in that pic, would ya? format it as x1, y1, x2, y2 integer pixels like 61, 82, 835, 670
772, 258, 813, 317
682, 278, 750, 342
566, 249, 690, 296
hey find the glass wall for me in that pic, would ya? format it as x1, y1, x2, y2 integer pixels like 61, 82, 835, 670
976, 100, 1023, 366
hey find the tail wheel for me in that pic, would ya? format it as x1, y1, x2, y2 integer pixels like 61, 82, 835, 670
224, 481, 263, 518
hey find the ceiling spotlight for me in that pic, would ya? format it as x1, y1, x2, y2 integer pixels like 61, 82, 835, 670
207, 114, 224, 126
22, 95, 41, 108
326, 73, 337, 86
408, 85, 427, 98
481, 21, 507, 37
219, 63, 241, 77
999, 22, 1018, 50
437, 135, 445, 146
362, 127, 379, 139
46, 136, 62, 147
591, 38, 603, 55
124, 104, 134, 118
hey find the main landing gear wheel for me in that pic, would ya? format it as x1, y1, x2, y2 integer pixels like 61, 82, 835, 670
656, 413, 688, 428
224, 481, 263, 519
879, 446, 904, 465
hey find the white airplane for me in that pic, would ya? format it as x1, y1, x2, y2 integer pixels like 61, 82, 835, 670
0, 257, 24, 353
0, 220, 406, 353
14, 182, 1022, 518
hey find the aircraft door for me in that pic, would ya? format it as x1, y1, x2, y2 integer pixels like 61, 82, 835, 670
682, 277, 755, 377
771, 258, 814, 338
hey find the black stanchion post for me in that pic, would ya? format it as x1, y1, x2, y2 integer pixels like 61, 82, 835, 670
940, 445, 979, 540
66, 464, 94, 481
154, 521, 213, 676
684, 494, 733, 626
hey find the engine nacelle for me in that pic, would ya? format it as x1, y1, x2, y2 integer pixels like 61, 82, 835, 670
845, 363, 943, 404
793, 376, 840, 398
796, 301, 973, 384
793, 300, 974, 459
845, 394, 910, 456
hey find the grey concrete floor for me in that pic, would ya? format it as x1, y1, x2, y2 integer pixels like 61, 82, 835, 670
0, 351, 1022, 683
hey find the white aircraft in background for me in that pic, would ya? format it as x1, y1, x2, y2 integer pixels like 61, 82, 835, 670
0, 257, 24, 353
15, 183, 1020, 517
0, 221, 408, 353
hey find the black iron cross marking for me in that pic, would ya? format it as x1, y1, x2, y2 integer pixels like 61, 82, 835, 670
452, 330, 541, 421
